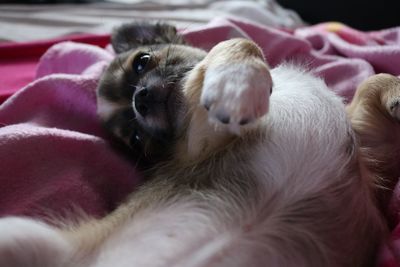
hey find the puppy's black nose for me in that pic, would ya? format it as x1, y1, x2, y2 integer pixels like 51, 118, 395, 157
135, 87, 149, 117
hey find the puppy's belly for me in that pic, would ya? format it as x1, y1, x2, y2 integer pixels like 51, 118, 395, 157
256, 65, 353, 191
87, 65, 363, 267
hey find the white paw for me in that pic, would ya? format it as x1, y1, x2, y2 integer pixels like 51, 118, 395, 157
0, 217, 71, 267
201, 62, 272, 134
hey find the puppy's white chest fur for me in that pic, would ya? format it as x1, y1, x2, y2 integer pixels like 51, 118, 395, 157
259, 65, 352, 189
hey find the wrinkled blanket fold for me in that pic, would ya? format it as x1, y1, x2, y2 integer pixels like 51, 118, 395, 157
1, 18, 400, 267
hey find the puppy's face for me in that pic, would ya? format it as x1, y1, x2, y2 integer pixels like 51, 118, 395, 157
97, 22, 206, 162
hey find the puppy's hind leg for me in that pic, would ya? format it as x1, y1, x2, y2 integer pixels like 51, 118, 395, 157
347, 73, 400, 208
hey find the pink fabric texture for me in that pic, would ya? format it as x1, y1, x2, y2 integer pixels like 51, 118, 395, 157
0, 34, 110, 104
1, 18, 400, 266
0, 42, 139, 220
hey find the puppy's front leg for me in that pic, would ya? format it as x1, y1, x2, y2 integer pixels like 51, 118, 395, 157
200, 39, 272, 131
183, 39, 272, 159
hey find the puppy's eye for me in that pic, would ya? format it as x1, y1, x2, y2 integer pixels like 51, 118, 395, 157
130, 131, 142, 148
133, 53, 150, 74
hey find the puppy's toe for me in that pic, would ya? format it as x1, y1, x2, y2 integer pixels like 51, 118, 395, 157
389, 98, 400, 120
201, 61, 272, 133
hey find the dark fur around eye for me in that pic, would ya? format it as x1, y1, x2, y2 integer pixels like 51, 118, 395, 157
133, 53, 151, 74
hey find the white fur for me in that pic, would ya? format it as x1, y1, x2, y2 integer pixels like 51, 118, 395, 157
250, 65, 351, 190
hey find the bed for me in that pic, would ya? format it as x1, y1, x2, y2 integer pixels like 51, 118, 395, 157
0, 1, 399, 266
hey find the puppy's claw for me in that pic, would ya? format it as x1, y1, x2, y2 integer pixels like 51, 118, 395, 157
216, 113, 230, 124
389, 99, 400, 120
239, 118, 250, 125
203, 101, 211, 111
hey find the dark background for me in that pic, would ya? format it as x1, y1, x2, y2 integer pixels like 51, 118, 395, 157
0, 0, 399, 31
0, 0, 101, 3
277, 0, 400, 30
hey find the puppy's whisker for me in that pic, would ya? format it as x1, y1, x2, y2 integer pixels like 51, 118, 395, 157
176, 24, 193, 38
148, 46, 156, 59
164, 43, 172, 72
133, 153, 143, 169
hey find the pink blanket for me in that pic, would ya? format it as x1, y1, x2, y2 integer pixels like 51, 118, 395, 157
1, 18, 400, 266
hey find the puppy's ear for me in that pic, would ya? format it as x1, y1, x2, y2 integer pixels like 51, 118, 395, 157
111, 22, 185, 54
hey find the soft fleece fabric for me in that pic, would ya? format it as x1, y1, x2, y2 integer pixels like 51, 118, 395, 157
1, 18, 400, 266
0, 34, 110, 104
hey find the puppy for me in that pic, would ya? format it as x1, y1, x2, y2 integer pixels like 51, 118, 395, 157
347, 73, 400, 213
0, 22, 386, 267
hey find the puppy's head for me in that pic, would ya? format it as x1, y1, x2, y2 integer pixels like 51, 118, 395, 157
97, 22, 206, 162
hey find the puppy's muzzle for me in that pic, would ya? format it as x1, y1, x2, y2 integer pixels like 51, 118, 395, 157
134, 84, 172, 118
